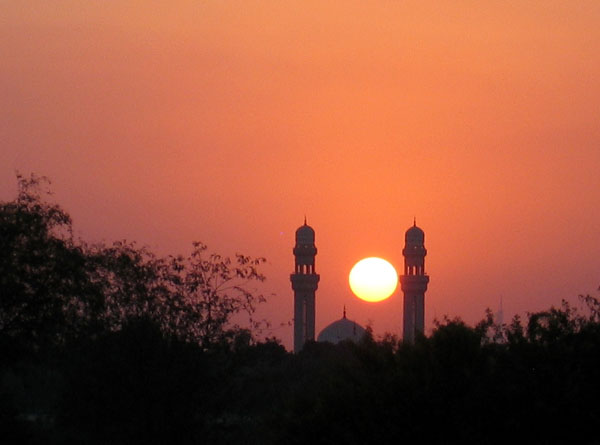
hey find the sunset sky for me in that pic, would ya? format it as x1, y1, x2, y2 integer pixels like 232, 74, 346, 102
2, 1, 599, 349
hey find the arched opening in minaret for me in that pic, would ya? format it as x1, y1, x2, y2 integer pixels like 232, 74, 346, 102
404, 264, 425, 276
296, 263, 315, 275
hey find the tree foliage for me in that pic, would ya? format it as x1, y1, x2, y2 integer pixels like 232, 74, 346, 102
0, 173, 268, 353
0, 174, 93, 351
157, 242, 267, 347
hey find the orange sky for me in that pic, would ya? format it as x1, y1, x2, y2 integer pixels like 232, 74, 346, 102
2, 1, 600, 349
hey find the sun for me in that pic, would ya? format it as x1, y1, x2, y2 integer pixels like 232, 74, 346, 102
349, 257, 398, 302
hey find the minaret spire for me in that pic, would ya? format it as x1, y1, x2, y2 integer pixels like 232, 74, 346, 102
291, 221, 320, 353
400, 221, 429, 344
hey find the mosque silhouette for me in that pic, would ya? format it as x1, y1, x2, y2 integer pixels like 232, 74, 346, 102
291, 220, 429, 352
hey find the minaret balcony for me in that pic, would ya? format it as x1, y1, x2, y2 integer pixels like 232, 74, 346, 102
400, 274, 429, 293
290, 274, 320, 291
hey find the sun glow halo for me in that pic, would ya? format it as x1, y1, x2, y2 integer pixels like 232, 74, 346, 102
349, 257, 398, 302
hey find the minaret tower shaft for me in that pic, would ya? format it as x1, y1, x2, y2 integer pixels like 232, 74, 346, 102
400, 221, 430, 343
290, 220, 320, 353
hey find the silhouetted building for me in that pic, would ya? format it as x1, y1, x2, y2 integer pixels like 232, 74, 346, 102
400, 221, 430, 343
292, 220, 427, 350
290, 219, 320, 353
317, 307, 366, 344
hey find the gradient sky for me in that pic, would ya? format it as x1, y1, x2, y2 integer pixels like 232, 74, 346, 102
2, 1, 599, 349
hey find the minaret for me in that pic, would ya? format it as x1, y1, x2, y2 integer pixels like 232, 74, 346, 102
400, 220, 430, 343
290, 219, 320, 353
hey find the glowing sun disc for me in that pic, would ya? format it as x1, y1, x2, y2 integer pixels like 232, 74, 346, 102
349, 257, 398, 302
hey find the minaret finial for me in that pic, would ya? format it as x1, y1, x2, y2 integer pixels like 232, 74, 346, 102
413, 216, 416, 227
304, 215, 307, 225
343, 305, 346, 319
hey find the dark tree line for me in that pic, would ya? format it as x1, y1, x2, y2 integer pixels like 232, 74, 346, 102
2, 174, 600, 444
0, 174, 268, 355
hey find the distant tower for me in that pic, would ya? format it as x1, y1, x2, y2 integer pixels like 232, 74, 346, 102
400, 221, 430, 343
497, 296, 504, 327
290, 219, 320, 353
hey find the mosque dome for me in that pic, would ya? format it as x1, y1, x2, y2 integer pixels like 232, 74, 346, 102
317, 312, 366, 344
296, 222, 315, 245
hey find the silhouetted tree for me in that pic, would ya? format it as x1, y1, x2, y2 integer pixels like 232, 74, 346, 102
156, 242, 267, 349
0, 174, 102, 353
0, 173, 270, 443
0, 173, 269, 353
